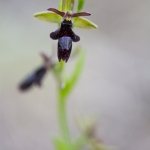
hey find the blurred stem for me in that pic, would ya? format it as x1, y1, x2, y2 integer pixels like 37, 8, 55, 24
58, 87, 71, 144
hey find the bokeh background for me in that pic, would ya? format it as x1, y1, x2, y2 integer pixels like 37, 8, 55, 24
1, 0, 150, 149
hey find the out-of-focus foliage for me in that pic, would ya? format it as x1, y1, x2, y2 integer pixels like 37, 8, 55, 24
77, 0, 86, 12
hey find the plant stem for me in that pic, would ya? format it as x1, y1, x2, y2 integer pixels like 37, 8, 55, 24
58, 89, 71, 144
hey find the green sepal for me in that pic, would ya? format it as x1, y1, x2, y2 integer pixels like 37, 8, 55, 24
34, 11, 62, 24
73, 17, 98, 29
77, 0, 86, 12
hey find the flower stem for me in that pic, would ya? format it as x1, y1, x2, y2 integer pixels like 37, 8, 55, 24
58, 89, 71, 144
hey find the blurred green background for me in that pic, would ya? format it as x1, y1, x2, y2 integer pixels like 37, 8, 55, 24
1, 0, 150, 149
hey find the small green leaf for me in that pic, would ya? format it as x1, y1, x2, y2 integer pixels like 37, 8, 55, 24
73, 17, 98, 29
62, 0, 74, 12
34, 11, 62, 24
77, 0, 86, 12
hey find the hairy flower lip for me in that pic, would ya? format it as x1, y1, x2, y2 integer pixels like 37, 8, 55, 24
58, 36, 72, 62
58, 49, 71, 62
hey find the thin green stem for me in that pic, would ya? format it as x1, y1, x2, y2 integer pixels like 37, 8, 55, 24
58, 88, 71, 144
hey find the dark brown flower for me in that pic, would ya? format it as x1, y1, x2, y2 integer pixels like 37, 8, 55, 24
50, 19, 80, 62
19, 66, 47, 91
48, 8, 91, 62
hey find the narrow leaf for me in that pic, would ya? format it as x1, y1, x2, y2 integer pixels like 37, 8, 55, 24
69, 50, 86, 90
77, 0, 86, 12
34, 12, 62, 24
73, 17, 98, 29
61, 49, 86, 100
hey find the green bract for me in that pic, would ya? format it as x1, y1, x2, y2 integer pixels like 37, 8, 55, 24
58, 0, 75, 12
62, 0, 75, 12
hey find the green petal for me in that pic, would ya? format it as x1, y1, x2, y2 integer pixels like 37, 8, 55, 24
62, 0, 74, 12
73, 17, 98, 29
77, 0, 86, 12
34, 11, 62, 24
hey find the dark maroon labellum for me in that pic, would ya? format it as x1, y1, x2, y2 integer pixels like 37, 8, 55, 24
50, 19, 80, 62
58, 36, 72, 62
